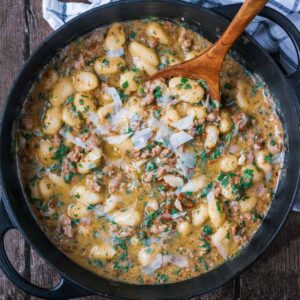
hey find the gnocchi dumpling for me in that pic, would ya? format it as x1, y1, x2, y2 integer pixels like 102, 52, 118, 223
239, 196, 257, 213
219, 110, 232, 133
169, 77, 205, 104
77, 148, 103, 174
90, 244, 116, 260
38, 178, 54, 200
138, 244, 160, 267
192, 203, 209, 226
207, 194, 226, 228
50, 77, 75, 106
43, 107, 63, 135
37, 139, 55, 166
129, 41, 159, 67
146, 22, 169, 45
120, 71, 139, 92
112, 209, 142, 227
177, 221, 192, 236
73, 92, 96, 115
73, 71, 98, 92
94, 57, 126, 75
211, 223, 237, 259
68, 202, 90, 218
62, 106, 82, 126
71, 185, 103, 205
204, 125, 219, 150
220, 154, 238, 172
104, 23, 126, 51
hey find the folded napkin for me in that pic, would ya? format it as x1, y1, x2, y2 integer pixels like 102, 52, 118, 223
42, 0, 300, 211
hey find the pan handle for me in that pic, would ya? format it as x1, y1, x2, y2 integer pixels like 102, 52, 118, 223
212, 4, 300, 100
0, 200, 92, 299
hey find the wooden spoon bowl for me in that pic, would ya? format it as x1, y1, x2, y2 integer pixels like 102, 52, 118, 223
148, 0, 268, 102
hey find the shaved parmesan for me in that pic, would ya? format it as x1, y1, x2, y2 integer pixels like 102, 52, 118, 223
171, 114, 194, 130
106, 48, 124, 58
103, 86, 122, 112
131, 128, 152, 150
104, 133, 132, 145
170, 131, 193, 149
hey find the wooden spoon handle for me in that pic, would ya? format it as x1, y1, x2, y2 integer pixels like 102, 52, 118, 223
208, 0, 268, 58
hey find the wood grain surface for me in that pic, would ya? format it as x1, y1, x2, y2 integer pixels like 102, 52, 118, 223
0, 1, 299, 299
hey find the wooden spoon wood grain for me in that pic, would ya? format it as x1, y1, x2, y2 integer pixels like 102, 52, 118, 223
148, 0, 268, 102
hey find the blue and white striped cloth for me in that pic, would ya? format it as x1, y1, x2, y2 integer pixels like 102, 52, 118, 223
42, 0, 300, 211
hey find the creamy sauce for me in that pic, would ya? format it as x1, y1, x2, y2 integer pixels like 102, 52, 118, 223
17, 19, 284, 284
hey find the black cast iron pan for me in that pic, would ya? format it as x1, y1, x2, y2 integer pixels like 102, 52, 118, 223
0, 1, 300, 299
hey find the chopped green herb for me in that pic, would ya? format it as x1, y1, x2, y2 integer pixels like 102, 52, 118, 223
195, 124, 204, 135
122, 81, 129, 89
201, 182, 213, 198
146, 161, 157, 172
102, 58, 109, 66
224, 82, 233, 90
66, 95, 74, 104
129, 31, 136, 39
64, 172, 74, 184
264, 153, 273, 163
153, 109, 161, 119
203, 224, 213, 236
200, 238, 211, 253
154, 86, 162, 98
53, 143, 69, 163
144, 209, 162, 228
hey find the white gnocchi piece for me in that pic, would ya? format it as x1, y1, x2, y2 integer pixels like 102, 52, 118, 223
37, 139, 55, 166
255, 150, 272, 174
211, 223, 236, 259
90, 244, 116, 260
187, 106, 207, 121
169, 77, 205, 104
192, 203, 209, 226
73, 92, 96, 115
103, 195, 122, 213
38, 178, 54, 200
239, 196, 258, 213
129, 41, 159, 66
68, 202, 90, 218
160, 53, 181, 66
43, 107, 63, 135
104, 23, 126, 51
62, 106, 82, 126
71, 185, 102, 205
161, 107, 180, 125
133, 57, 157, 76
120, 71, 139, 92
48, 173, 68, 189
138, 244, 160, 267
236, 80, 250, 111
219, 110, 232, 133
146, 22, 170, 45
97, 103, 114, 121
177, 221, 192, 236
73, 71, 99, 92
163, 174, 184, 187
204, 125, 219, 150
220, 154, 238, 172
77, 148, 103, 174
50, 77, 75, 106
241, 164, 263, 183
113, 210, 142, 227
181, 175, 207, 193
207, 193, 226, 228
94, 57, 126, 75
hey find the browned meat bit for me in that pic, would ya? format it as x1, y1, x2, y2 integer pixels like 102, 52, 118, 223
67, 146, 84, 163
160, 148, 171, 158
22, 117, 33, 130
246, 150, 255, 162
61, 157, 77, 177
212, 184, 222, 197
141, 94, 155, 107
73, 54, 85, 71
138, 33, 159, 49
150, 224, 169, 235
178, 28, 194, 51
52, 134, 61, 149
143, 171, 155, 183
103, 164, 116, 176
157, 166, 173, 178
83, 132, 101, 150
59, 214, 73, 238
141, 149, 151, 159
85, 28, 105, 48
119, 226, 135, 238
86, 176, 102, 193
151, 145, 162, 156
206, 112, 221, 123
232, 112, 249, 131
140, 79, 166, 106
109, 173, 123, 193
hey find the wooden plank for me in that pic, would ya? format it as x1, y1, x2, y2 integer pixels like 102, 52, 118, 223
239, 212, 300, 300
0, 0, 29, 299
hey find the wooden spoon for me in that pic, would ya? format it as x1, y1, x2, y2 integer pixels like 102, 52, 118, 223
148, 0, 268, 102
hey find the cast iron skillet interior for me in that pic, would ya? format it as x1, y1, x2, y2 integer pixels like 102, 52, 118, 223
0, 1, 300, 299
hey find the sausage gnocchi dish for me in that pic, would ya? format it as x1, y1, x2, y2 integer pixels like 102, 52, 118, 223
18, 19, 284, 284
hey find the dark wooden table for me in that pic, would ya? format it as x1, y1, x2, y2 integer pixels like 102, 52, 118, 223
0, 1, 299, 299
